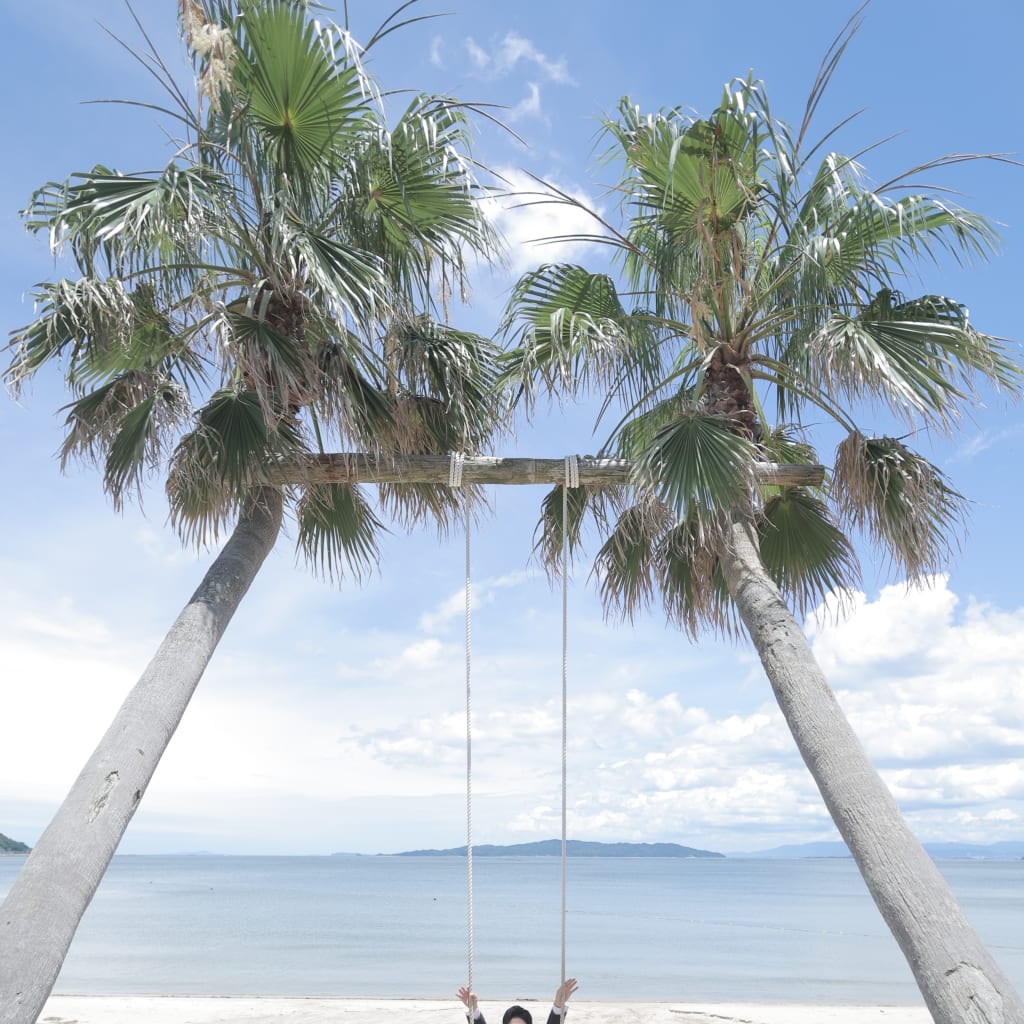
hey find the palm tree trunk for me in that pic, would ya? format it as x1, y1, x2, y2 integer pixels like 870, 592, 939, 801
0, 488, 284, 1024
718, 510, 1024, 1024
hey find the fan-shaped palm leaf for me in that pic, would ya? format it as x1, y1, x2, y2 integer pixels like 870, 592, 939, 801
757, 487, 859, 618
833, 431, 966, 577
295, 482, 384, 582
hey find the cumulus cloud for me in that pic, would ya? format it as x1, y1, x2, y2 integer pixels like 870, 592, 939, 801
5, 568, 1022, 854
481, 167, 605, 274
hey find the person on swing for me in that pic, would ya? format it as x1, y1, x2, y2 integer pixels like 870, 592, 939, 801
458, 979, 579, 1024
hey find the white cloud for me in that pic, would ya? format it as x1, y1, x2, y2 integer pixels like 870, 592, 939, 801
5, 569, 1023, 855
509, 82, 543, 123
428, 34, 444, 69
481, 167, 605, 275
464, 32, 573, 85
417, 570, 529, 634
952, 422, 1024, 462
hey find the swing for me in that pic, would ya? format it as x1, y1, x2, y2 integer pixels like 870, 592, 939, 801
450, 453, 579, 1010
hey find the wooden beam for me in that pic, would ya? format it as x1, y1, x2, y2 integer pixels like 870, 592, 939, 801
264, 454, 825, 488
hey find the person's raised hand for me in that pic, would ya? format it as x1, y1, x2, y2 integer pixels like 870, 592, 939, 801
554, 978, 578, 1008
458, 987, 479, 1012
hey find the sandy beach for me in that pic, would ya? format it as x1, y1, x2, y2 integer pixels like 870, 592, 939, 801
39, 996, 933, 1024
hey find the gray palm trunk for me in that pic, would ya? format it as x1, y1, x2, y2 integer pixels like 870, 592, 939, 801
719, 510, 1024, 1024
0, 488, 284, 1024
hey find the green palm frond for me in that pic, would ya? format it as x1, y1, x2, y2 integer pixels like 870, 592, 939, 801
24, 163, 222, 280
8, 279, 138, 394
657, 513, 736, 639
311, 340, 396, 448
166, 388, 307, 544
532, 483, 611, 578
102, 388, 191, 507
631, 410, 755, 526
281, 223, 384, 328
757, 423, 819, 469
758, 488, 859, 618
593, 495, 673, 621
295, 482, 385, 583
500, 263, 660, 409
833, 431, 966, 578
231, 1, 372, 181
393, 316, 505, 451
809, 291, 1019, 430
221, 308, 319, 417
613, 388, 695, 460
368, 96, 499, 265
59, 373, 190, 505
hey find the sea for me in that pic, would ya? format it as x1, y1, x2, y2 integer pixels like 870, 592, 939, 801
2, 854, 1022, 1005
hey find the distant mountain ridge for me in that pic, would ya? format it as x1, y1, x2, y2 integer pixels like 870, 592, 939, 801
0, 833, 30, 853
397, 839, 723, 858
742, 840, 1024, 860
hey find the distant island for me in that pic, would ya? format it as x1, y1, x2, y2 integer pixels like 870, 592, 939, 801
0, 832, 30, 854
396, 839, 724, 858
741, 840, 1024, 860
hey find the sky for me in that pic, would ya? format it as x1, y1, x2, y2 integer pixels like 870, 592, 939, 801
0, 0, 1022, 857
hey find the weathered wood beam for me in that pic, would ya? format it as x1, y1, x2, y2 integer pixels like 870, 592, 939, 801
264, 454, 825, 488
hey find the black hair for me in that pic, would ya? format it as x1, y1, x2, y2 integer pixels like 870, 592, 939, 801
503, 1007, 533, 1024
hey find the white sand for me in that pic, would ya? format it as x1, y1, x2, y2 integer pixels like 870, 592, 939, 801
39, 996, 933, 1024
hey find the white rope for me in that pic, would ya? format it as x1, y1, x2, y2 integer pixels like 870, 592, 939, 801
449, 451, 465, 489
560, 455, 578, 994
452, 451, 473, 999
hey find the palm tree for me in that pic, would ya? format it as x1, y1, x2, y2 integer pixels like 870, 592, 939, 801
0, 2, 501, 1020
500, 16, 1023, 1024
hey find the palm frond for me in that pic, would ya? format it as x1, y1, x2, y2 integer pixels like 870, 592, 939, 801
593, 495, 673, 622
368, 96, 500, 271
500, 263, 660, 410
758, 487, 859, 618
392, 315, 505, 451
218, 308, 320, 420
310, 338, 397, 448
295, 482, 385, 583
24, 163, 222, 282
809, 291, 1021, 430
230, 1, 372, 182
166, 388, 307, 544
286, 223, 385, 327
59, 373, 190, 507
657, 512, 737, 639
532, 484, 613, 579
833, 431, 966, 579
632, 410, 755, 528
7, 278, 138, 394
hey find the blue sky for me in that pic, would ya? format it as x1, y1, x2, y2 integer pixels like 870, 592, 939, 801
1, 1, 1022, 856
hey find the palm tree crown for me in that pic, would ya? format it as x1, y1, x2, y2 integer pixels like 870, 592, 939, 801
7, 0, 503, 575
502, 20, 1019, 634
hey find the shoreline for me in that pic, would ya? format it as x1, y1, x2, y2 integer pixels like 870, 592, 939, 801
41, 996, 933, 1023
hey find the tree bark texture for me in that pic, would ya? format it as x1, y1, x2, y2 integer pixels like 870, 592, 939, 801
0, 488, 284, 1024
718, 511, 1024, 1024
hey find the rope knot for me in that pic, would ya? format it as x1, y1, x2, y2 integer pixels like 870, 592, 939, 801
449, 451, 466, 489
565, 454, 580, 489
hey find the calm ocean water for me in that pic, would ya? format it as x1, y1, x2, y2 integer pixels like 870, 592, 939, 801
2, 854, 1022, 1004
